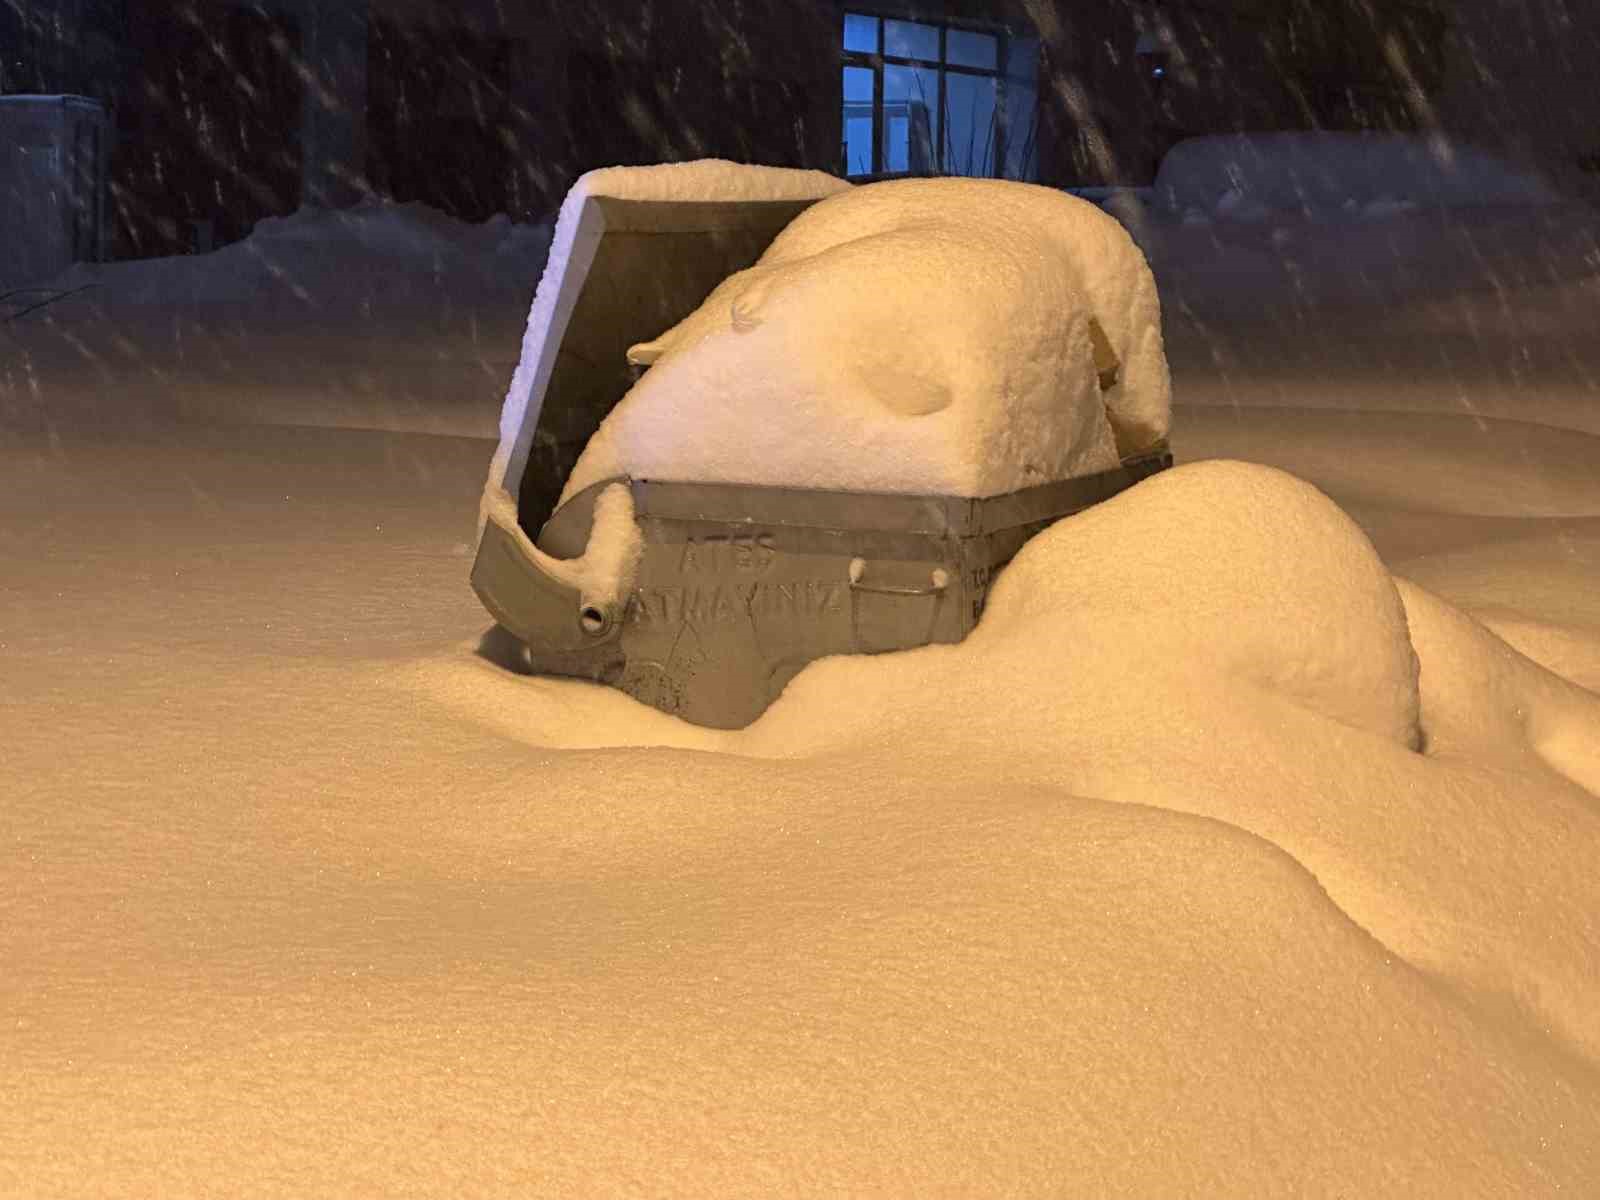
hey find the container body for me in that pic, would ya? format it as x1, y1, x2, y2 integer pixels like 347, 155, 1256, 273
476, 456, 1169, 729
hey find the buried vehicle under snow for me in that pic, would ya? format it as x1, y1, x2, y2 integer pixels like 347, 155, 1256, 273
472, 162, 1174, 729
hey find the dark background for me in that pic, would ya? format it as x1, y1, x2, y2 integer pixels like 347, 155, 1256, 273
3, 0, 1595, 260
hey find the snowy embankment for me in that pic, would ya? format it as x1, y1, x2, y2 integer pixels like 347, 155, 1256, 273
4, 149, 1600, 1193
2, 201, 551, 435
1133, 133, 1600, 437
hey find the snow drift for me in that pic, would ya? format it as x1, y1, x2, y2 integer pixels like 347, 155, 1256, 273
46, 198, 553, 314
440, 459, 1600, 1070
10, 425, 1599, 1193
6, 198, 555, 437
1152, 131, 1563, 221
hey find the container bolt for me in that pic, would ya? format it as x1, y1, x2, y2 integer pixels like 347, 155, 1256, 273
579, 605, 610, 636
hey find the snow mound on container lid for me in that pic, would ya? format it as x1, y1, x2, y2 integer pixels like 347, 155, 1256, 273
560, 177, 1169, 501
566, 158, 855, 206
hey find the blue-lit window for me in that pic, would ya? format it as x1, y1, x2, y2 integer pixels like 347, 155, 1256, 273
840, 12, 1035, 180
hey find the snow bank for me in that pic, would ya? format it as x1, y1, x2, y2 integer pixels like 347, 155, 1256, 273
737, 462, 1596, 1061
1135, 134, 1599, 369
46, 198, 553, 310
738, 462, 1596, 1060
1397, 577, 1600, 795
743, 460, 1422, 754
1154, 132, 1563, 222
560, 176, 1169, 501
13, 197, 553, 437
432, 457, 1600, 1071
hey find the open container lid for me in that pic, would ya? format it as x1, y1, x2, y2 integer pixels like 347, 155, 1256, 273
487, 161, 852, 540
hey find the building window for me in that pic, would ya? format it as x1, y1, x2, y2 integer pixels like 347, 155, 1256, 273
841, 11, 1037, 180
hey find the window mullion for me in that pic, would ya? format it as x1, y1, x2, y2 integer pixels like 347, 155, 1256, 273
874, 18, 884, 174
874, 63, 884, 174
995, 32, 1008, 178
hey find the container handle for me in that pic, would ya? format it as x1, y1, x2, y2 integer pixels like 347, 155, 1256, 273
847, 558, 950, 597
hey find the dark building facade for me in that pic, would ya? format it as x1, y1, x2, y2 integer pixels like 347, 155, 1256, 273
2, 0, 126, 99
7, 0, 1533, 262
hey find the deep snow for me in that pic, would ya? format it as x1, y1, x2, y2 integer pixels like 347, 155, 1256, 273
3, 144, 1600, 1194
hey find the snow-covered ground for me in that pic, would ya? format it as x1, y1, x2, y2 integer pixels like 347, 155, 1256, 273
4, 145, 1600, 1193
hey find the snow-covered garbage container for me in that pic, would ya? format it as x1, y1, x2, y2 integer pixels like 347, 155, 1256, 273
0, 95, 108, 292
472, 161, 1174, 728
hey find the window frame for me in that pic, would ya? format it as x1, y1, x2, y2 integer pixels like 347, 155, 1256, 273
840, 10, 1016, 180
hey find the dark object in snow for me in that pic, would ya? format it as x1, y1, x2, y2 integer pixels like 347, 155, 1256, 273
475, 454, 1169, 729
0, 96, 108, 291
472, 167, 1171, 729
